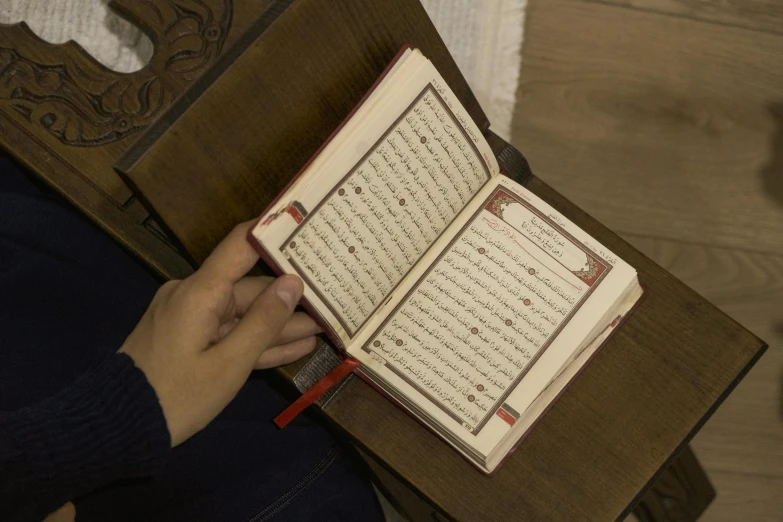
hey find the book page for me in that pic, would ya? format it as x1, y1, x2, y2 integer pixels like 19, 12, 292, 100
349, 176, 637, 456
251, 50, 498, 345
280, 86, 491, 336
361, 184, 611, 431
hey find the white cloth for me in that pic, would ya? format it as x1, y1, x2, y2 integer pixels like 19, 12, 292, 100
421, 0, 526, 138
0, 0, 525, 138
0, 1, 154, 74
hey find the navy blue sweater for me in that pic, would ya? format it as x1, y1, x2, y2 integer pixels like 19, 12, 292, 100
0, 354, 172, 520
0, 155, 171, 521
0, 155, 383, 522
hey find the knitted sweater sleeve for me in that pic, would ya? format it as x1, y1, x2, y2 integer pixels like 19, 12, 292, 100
0, 353, 171, 522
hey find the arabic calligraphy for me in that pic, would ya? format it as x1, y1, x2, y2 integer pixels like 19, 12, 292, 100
366, 204, 590, 429
284, 85, 490, 335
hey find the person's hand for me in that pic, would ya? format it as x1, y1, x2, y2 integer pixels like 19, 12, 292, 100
43, 503, 75, 522
120, 221, 320, 447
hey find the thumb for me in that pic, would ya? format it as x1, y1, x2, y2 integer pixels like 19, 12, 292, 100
216, 275, 304, 364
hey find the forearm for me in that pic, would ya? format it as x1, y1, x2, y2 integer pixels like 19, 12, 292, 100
0, 353, 171, 522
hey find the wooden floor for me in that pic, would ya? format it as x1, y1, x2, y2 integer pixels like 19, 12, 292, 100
511, 0, 783, 520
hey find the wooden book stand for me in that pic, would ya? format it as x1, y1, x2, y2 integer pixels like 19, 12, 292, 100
1, 1, 765, 520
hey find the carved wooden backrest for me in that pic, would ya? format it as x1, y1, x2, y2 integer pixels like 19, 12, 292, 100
0, 0, 275, 278
115, 0, 488, 264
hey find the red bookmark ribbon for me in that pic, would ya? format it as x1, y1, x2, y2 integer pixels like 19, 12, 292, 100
274, 357, 360, 428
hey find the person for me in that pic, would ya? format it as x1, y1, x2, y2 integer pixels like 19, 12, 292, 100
0, 154, 385, 521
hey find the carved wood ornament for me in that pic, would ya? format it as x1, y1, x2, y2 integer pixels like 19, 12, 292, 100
0, 0, 232, 146
0, 0, 276, 278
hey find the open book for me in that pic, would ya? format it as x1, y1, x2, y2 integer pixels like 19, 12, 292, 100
248, 47, 643, 473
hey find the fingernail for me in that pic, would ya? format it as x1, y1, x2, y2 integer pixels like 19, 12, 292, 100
276, 276, 303, 311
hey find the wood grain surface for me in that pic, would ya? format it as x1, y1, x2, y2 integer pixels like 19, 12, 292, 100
514, 0, 783, 254
627, 236, 783, 521
590, 0, 783, 35
513, 0, 783, 519
118, 0, 486, 264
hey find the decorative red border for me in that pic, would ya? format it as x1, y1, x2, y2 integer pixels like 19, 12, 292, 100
485, 190, 607, 286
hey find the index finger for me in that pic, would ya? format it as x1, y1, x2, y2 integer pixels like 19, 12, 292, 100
197, 220, 260, 284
